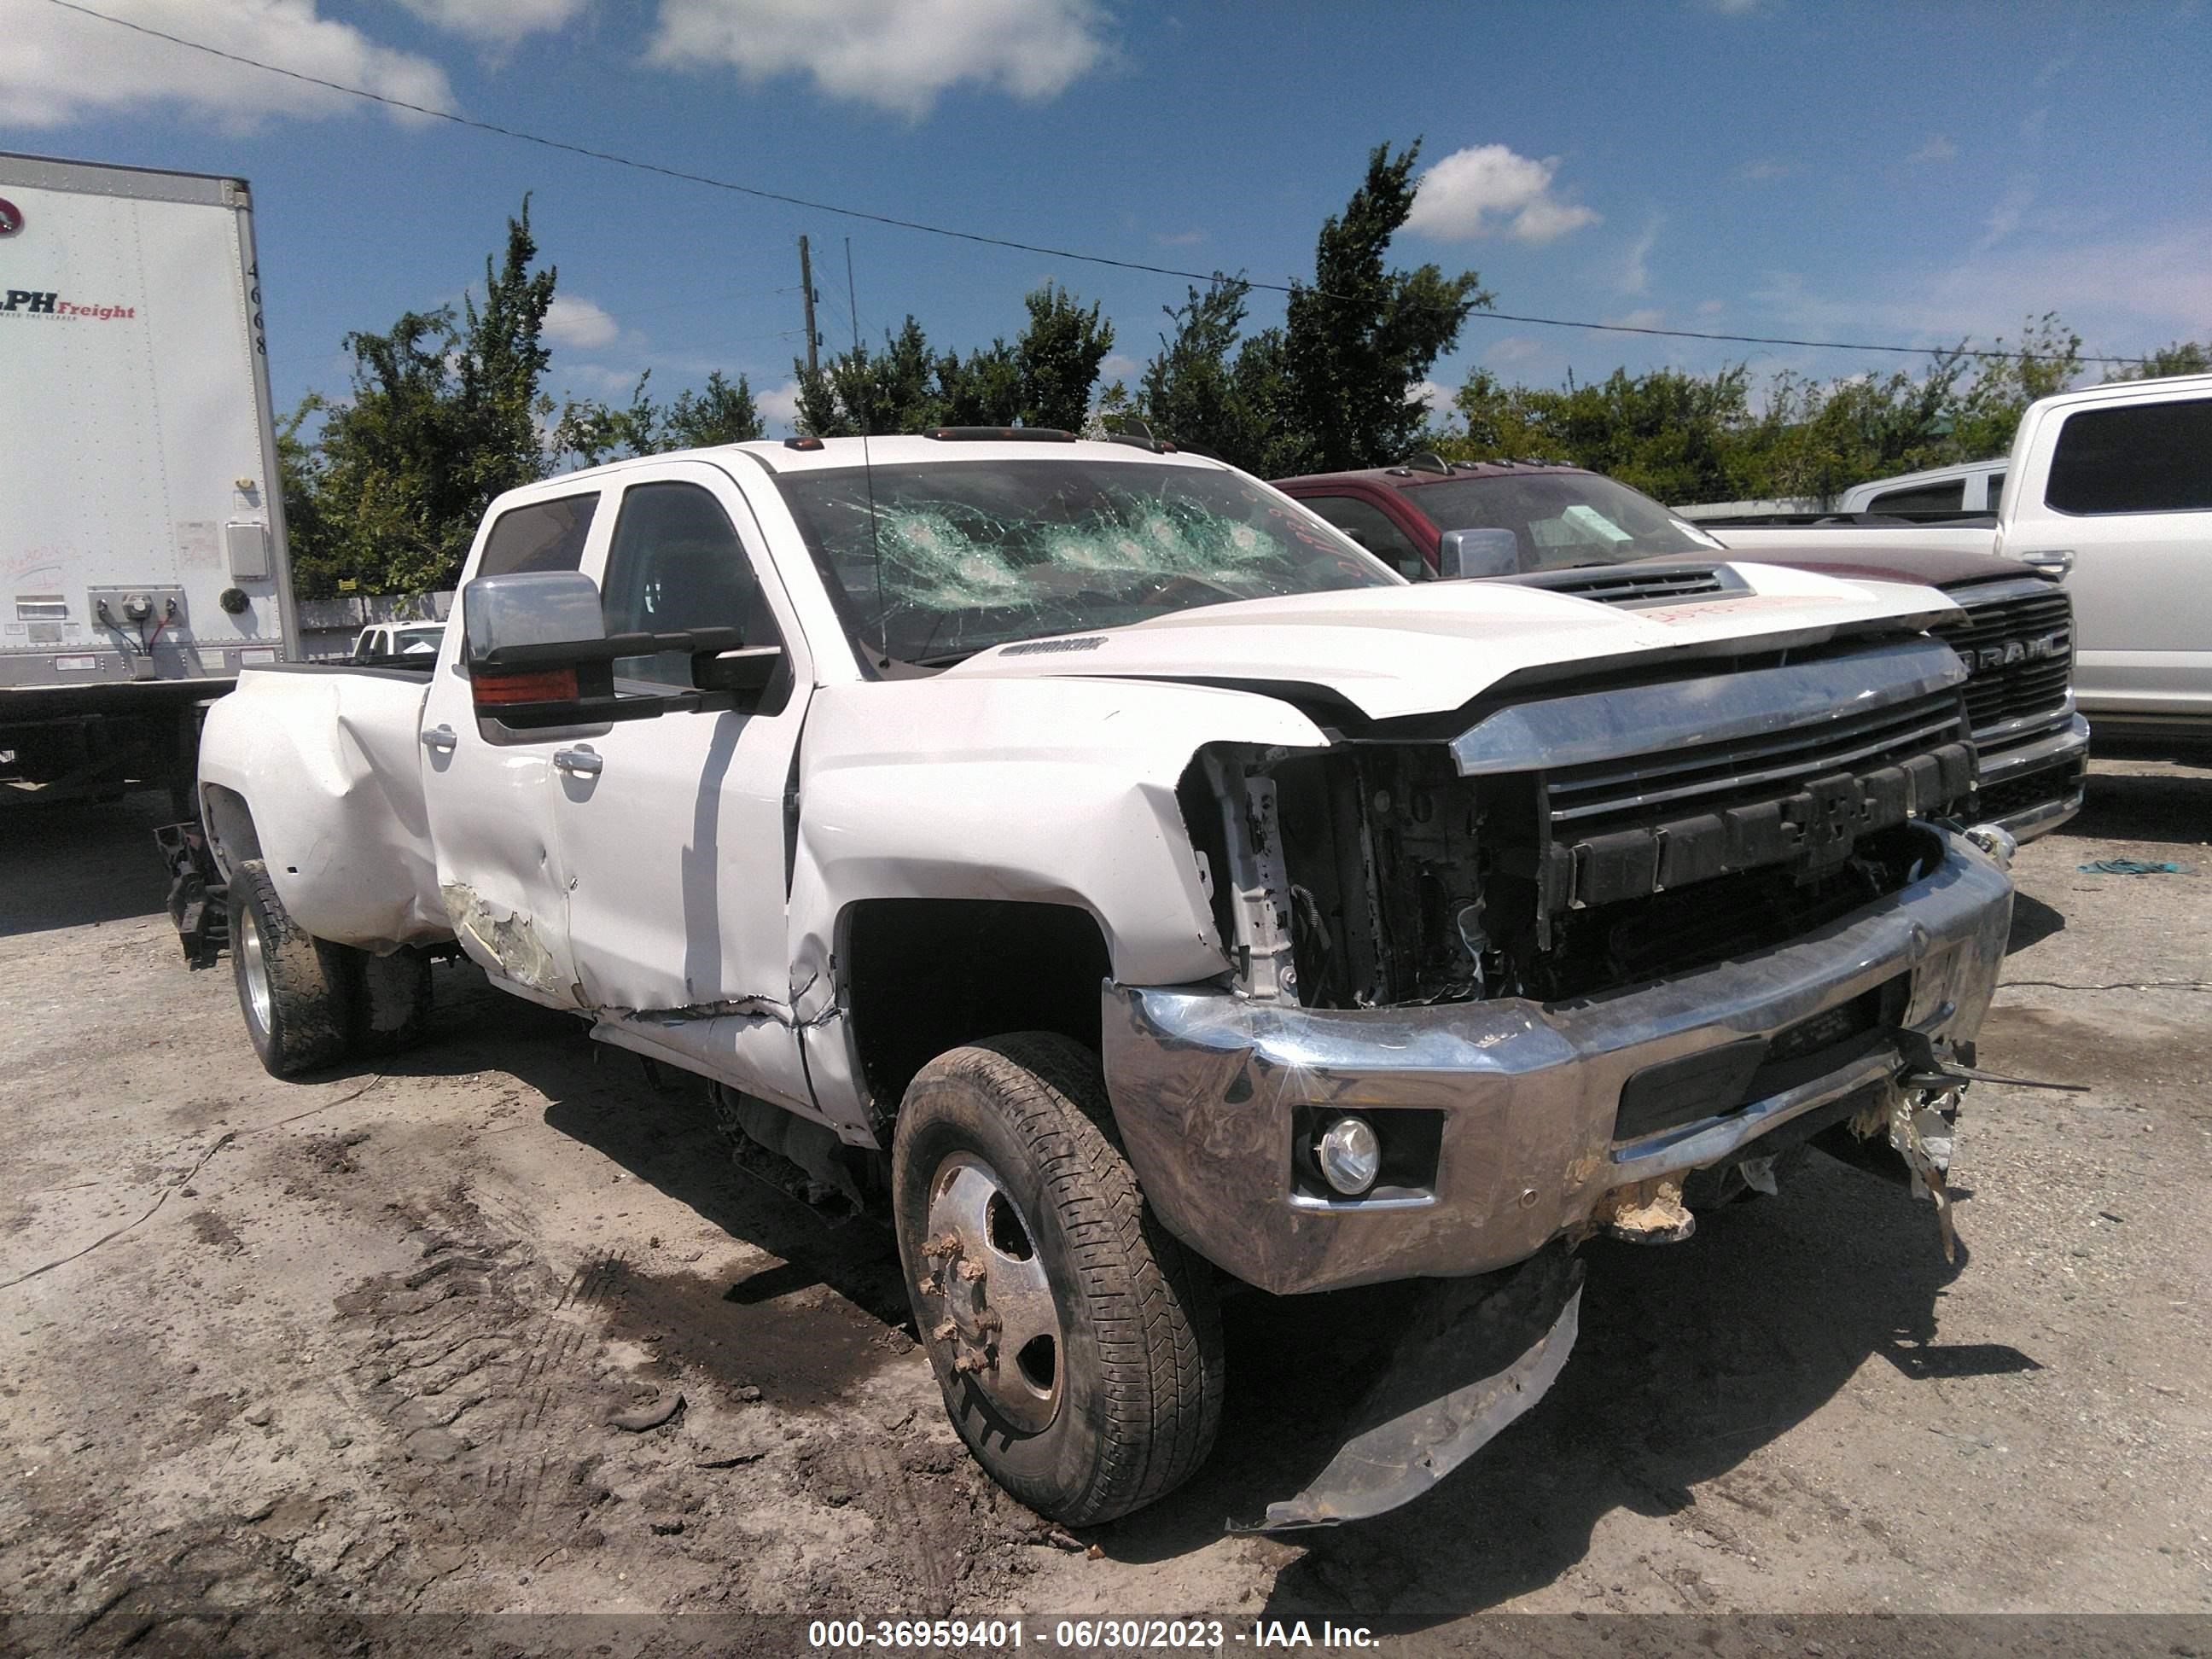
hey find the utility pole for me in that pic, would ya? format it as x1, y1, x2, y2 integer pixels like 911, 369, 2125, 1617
798, 236, 819, 378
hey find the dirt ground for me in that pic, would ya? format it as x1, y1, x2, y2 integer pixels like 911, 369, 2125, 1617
1, 757, 2208, 1654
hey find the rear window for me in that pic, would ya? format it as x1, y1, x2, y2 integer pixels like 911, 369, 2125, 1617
477, 493, 599, 576
1866, 480, 1966, 514
2045, 399, 2212, 515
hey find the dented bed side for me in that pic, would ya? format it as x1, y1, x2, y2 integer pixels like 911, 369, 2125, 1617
196, 666, 448, 952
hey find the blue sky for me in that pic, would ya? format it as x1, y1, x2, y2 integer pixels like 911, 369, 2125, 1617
5, 0, 2208, 439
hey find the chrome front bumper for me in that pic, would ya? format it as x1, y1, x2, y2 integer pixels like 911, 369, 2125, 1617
1976, 711, 2090, 843
1102, 825, 2013, 1296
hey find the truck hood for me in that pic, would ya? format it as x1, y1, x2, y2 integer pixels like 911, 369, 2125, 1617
1695, 540, 2029, 589
941, 561, 1961, 721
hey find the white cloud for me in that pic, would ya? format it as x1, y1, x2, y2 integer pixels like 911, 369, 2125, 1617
1907, 134, 1958, 164
1977, 177, 2036, 251
1407, 378, 1454, 419
1097, 352, 1141, 382
758, 378, 805, 432
556, 361, 650, 399
1605, 308, 1666, 331
1749, 223, 2212, 356
1152, 229, 1207, 247
1697, 299, 1726, 317
544, 295, 622, 351
0, 0, 456, 131
1704, 0, 1767, 12
1619, 218, 1660, 295
1735, 158, 1796, 183
648, 0, 1113, 119
1484, 335, 1548, 366
1405, 144, 1600, 244
397, 0, 591, 45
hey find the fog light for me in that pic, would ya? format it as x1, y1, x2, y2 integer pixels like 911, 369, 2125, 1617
1316, 1115, 1382, 1196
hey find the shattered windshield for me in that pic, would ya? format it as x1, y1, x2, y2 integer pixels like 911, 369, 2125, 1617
1412, 473, 1721, 570
775, 457, 1398, 667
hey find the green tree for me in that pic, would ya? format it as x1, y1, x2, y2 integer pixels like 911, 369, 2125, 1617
793, 285, 1115, 436
1447, 365, 1755, 504
1947, 312, 2082, 458
663, 370, 765, 448
2104, 338, 2209, 381
555, 368, 764, 465
1280, 139, 1490, 472
1138, 277, 1275, 470
284, 201, 557, 597
1136, 142, 1487, 475
1015, 282, 1115, 432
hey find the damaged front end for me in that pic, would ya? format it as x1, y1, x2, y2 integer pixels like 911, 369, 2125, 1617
1101, 633, 2016, 1527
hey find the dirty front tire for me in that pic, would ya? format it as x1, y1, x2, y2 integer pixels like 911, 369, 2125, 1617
348, 946, 434, 1057
891, 1033, 1224, 1526
228, 859, 352, 1078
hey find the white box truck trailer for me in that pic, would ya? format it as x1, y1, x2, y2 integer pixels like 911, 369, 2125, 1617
0, 151, 300, 815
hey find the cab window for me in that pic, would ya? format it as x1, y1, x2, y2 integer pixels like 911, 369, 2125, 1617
478, 493, 599, 576
2046, 399, 2212, 515
1297, 494, 1425, 576
599, 482, 783, 689
1866, 480, 1965, 515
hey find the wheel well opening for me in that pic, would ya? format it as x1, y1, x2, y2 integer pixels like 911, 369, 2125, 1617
201, 783, 262, 877
844, 899, 1110, 1137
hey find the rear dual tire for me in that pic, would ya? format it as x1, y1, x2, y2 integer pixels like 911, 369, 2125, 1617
228, 859, 433, 1078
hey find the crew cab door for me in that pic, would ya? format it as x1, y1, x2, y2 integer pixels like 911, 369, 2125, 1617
420, 489, 605, 1008
556, 463, 818, 1114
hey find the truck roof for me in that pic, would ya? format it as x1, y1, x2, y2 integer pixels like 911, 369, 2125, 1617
2031, 370, 2212, 410
543, 434, 1232, 491
1272, 458, 1574, 492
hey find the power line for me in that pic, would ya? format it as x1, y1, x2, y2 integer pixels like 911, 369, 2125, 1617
42, 0, 2153, 368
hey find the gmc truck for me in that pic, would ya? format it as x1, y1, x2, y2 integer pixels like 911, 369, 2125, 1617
189, 433, 2016, 1528
1273, 457, 2091, 840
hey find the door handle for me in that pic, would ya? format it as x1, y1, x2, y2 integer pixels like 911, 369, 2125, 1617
2018, 549, 2075, 579
420, 724, 457, 752
553, 746, 603, 777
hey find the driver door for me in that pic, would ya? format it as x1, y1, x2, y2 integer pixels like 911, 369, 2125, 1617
554, 462, 818, 1115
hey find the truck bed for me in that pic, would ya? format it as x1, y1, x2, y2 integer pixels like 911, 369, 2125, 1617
195, 664, 448, 952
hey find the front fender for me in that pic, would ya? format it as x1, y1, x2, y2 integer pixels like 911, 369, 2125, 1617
788, 675, 1326, 990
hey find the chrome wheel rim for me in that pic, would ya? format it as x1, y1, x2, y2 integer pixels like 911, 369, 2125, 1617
921, 1152, 1064, 1433
238, 908, 272, 1033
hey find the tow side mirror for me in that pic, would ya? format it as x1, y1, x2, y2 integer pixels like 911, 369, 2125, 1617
1435, 527, 1522, 580
463, 572, 614, 729
462, 570, 784, 731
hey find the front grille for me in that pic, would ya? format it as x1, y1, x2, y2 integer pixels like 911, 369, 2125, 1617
1934, 585, 2074, 734
1534, 687, 1974, 911
1507, 562, 1743, 607
1546, 687, 1970, 836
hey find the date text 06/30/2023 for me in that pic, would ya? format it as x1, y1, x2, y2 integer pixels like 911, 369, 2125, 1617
806, 1618, 1382, 1650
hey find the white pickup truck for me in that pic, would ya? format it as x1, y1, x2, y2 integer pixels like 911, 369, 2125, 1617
192, 432, 2017, 1528
1707, 373, 2212, 740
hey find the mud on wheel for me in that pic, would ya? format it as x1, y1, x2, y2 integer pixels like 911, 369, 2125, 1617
891, 1033, 1225, 1526
228, 858, 355, 1078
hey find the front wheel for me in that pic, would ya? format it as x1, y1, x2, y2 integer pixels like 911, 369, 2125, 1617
891, 1033, 1224, 1525
228, 859, 353, 1077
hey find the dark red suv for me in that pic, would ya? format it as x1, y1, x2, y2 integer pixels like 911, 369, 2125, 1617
1272, 457, 2089, 841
